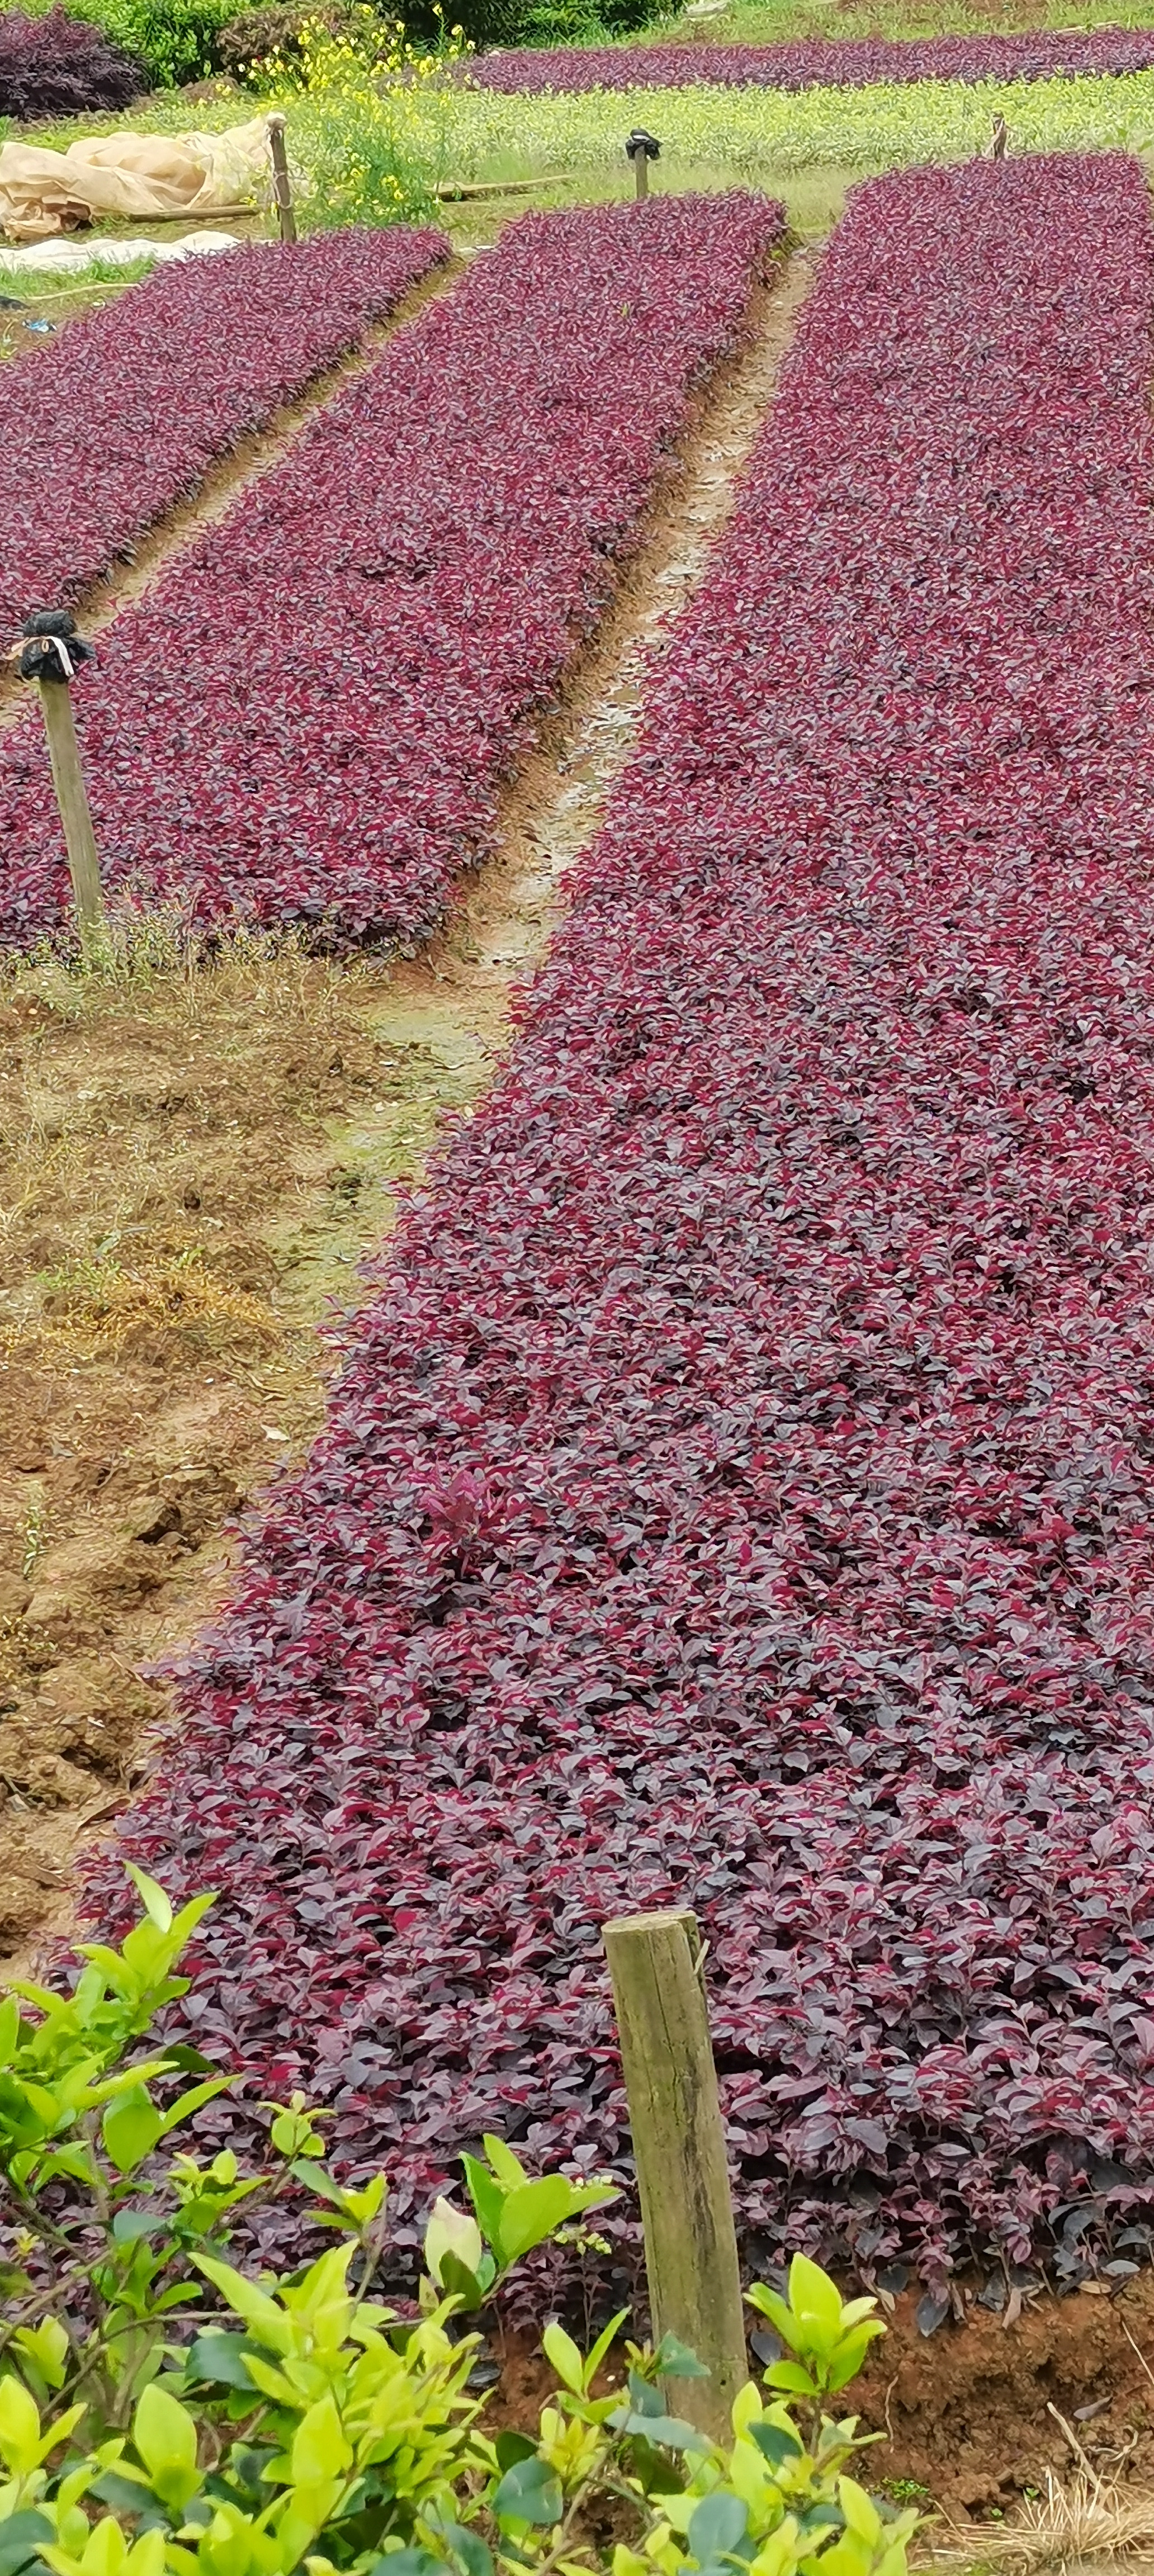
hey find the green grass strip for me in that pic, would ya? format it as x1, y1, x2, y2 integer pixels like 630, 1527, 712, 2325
426, 67, 1154, 174
25, 65, 1154, 228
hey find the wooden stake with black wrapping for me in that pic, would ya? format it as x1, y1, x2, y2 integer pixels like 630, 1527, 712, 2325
267, 113, 297, 243
625, 129, 660, 200
11, 612, 107, 961
602, 1906, 748, 2441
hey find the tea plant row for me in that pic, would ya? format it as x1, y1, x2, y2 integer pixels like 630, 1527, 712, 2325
471, 23, 1154, 91
94, 153, 1154, 2300
0, 1880, 915, 2576
0, 196, 784, 950
0, 230, 447, 642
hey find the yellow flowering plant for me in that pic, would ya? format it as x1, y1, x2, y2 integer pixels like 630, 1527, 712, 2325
250, 4, 471, 224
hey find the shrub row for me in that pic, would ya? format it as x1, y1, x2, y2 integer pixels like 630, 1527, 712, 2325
92, 154, 1154, 2298
0, 5, 143, 117
469, 24, 1154, 90
0, 229, 448, 644
0, 193, 786, 951
442, 0, 663, 60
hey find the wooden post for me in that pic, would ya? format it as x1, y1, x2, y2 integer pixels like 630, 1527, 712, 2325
38, 676, 107, 960
603, 1908, 748, 2441
626, 131, 658, 198
266, 113, 297, 243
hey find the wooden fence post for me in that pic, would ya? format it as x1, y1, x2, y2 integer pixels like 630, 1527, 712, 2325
603, 1907, 748, 2441
12, 615, 107, 961
38, 679, 106, 959
625, 130, 660, 201
266, 113, 297, 243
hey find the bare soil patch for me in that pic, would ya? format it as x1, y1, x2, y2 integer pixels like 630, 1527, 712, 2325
855, 2279, 1154, 2519
0, 939, 431, 1952
0, 248, 810, 1967
488, 2276, 1154, 2529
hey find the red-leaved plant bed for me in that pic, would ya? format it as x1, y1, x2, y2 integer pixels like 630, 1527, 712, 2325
0, 229, 449, 642
89, 155, 1154, 2302
0, 7, 144, 117
469, 26, 1154, 90
0, 193, 784, 951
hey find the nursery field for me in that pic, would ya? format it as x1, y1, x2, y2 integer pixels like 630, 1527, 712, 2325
0, 229, 447, 637
0, 195, 798, 1961
0, 196, 783, 944
21, 26, 1154, 216
470, 22, 1154, 86
22, 66, 1154, 197
8, 73, 1154, 2515
34, 143, 1144, 2337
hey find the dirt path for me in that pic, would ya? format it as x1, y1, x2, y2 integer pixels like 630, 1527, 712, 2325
0, 248, 812, 1966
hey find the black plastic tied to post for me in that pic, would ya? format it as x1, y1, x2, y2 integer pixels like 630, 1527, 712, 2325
14, 607, 96, 685
10, 609, 106, 956
625, 127, 660, 199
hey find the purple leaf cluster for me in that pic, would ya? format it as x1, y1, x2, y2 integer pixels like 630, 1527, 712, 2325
0, 229, 450, 643
88, 153, 1154, 2298
470, 24, 1154, 89
0, 7, 144, 121
0, 193, 784, 951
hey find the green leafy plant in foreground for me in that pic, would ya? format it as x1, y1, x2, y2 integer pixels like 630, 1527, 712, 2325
0, 1873, 919, 2576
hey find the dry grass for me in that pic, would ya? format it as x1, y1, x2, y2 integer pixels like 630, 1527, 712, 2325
0, 907, 376, 1338
13, 1244, 284, 1363
0, 905, 464, 1957
933, 2474, 1154, 2573
1, 894, 358, 1022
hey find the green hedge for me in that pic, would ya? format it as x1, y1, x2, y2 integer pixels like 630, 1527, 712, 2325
98, 0, 235, 80
406, 0, 665, 58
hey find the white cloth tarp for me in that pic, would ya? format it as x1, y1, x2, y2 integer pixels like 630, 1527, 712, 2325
0, 228, 244, 268
0, 117, 271, 242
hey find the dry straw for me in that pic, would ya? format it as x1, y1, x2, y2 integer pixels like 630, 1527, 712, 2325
931, 2471, 1154, 2575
